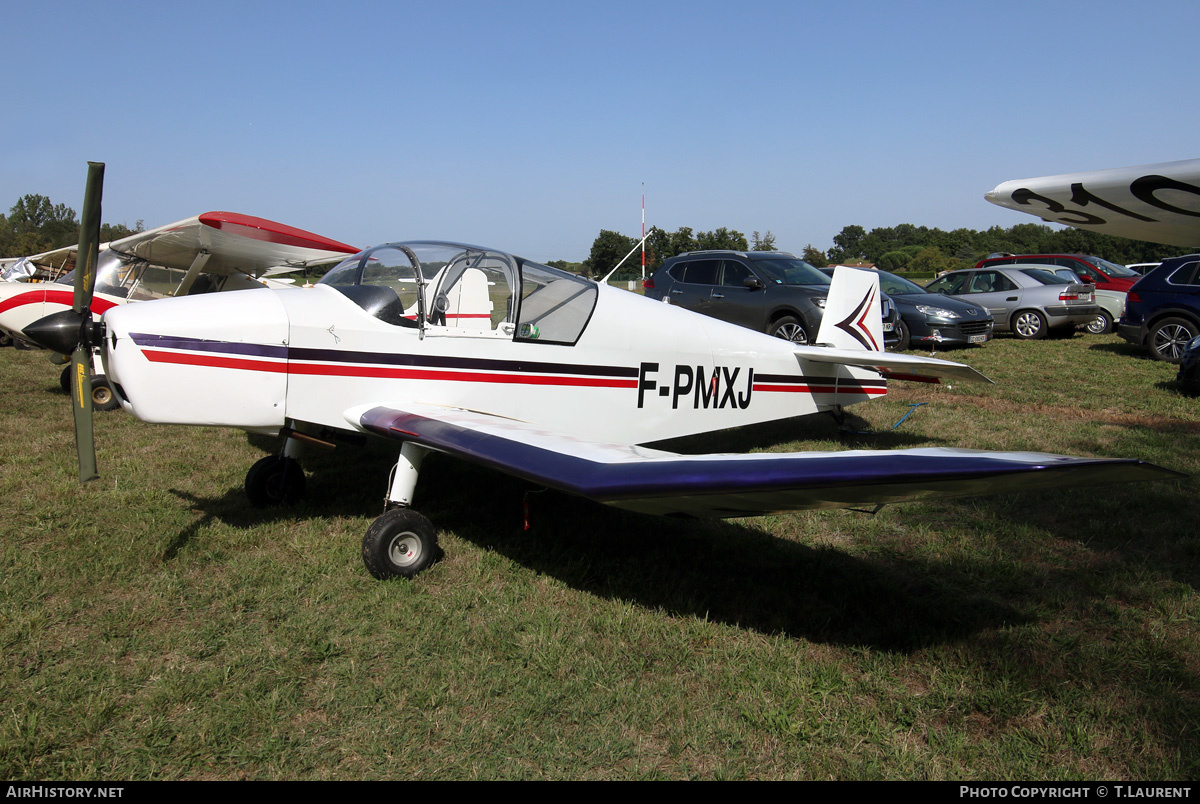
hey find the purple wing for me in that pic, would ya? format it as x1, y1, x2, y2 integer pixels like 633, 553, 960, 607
351, 404, 1181, 518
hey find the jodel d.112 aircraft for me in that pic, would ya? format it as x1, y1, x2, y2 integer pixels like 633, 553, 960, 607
29, 164, 1178, 581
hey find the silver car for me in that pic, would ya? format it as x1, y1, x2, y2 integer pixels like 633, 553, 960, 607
924, 265, 1101, 339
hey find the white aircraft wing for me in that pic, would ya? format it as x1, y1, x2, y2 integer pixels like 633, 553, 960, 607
985, 159, 1200, 248
105, 211, 358, 277
345, 402, 1178, 518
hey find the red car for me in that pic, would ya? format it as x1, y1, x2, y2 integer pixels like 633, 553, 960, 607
973, 253, 1141, 292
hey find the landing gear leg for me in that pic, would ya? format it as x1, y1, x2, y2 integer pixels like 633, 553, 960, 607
362, 442, 440, 579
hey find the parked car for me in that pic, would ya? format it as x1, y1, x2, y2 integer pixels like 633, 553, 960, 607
974, 253, 1141, 292
1008, 264, 1125, 334
1118, 254, 1200, 362
1127, 262, 1161, 275
1178, 334, 1200, 395
821, 267, 993, 350
1089, 289, 1127, 335
643, 250, 899, 345
924, 265, 1100, 339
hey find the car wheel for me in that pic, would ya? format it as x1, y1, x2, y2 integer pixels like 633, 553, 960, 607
1148, 317, 1199, 363
1012, 309, 1048, 340
1086, 310, 1113, 335
768, 316, 808, 344
890, 319, 911, 351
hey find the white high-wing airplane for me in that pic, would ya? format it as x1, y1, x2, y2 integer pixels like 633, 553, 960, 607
0, 212, 360, 406
985, 159, 1200, 247
29, 234, 1177, 581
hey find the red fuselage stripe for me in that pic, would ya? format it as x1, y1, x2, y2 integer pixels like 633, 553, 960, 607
0, 290, 119, 315
141, 349, 637, 387
140, 348, 886, 394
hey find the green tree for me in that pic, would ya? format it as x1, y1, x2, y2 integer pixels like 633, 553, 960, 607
751, 230, 777, 251
827, 224, 866, 263
582, 229, 639, 279
801, 244, 828, 267
696, 227, 748, 251
908, 246, 952, 274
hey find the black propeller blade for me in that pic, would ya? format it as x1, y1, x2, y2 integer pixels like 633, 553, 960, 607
71, 162, 105, 483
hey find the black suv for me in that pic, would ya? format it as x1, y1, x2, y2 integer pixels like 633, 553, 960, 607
643, 250, 896, 345
1118, 254, 1200, 362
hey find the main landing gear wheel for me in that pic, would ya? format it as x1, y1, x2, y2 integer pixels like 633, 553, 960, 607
60, 365, 72, 394
362, 508, 440, 580
245, 455, 306, 508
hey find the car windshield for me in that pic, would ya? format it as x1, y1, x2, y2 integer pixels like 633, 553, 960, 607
1082, 256, 1140, 278
875, 270, 929, 295
1021, 268, 1070, 285
753, 258, 830, 286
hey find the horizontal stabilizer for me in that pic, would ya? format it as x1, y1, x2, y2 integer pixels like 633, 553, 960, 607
349, 403, 1178, 518
793, 345, 993, 385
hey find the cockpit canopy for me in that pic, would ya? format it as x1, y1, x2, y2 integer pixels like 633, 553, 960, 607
319, 241, 598, 345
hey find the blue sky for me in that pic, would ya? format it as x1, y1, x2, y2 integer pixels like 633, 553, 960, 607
3, 0, 1197, 263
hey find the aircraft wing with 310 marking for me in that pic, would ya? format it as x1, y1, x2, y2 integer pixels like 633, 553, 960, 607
985, 158, 1200, 247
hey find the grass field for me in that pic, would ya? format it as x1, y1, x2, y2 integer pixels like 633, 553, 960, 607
1, 331, 1197, 780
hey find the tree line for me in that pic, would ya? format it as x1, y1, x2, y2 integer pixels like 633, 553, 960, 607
7, 191, 1189, 280
1, 194, 142, 257
583, 221, 1191, 280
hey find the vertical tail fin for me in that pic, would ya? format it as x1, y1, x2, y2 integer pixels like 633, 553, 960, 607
815, 266, 884, 352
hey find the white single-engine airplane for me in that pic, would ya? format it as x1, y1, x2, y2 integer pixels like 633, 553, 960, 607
28, 166, 1178, 581
0, 212, 361, 406
985, 158, 1200, 248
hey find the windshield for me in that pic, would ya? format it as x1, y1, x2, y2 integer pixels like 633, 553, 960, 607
319, 241, 597, 344
875, 270, 929, 295
753, 258, 830, 286
1082, 256, 1140, 278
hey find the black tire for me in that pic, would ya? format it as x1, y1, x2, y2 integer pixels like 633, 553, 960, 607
891, 319, 911, 351
0, 331, 12, 347
767, 315, 808, 344
1086, 310, 1113, 335
245, 455, 306, 507
60, 365, 72, 394
362, 508, 439, 580
1148, 316, 1199, 363
91, 376, 120, 411
1011, 309, 1048, 340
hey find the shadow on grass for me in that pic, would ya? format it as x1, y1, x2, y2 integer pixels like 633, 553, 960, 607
1088, 340, 1152, 359
163, 432, 1022, 653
